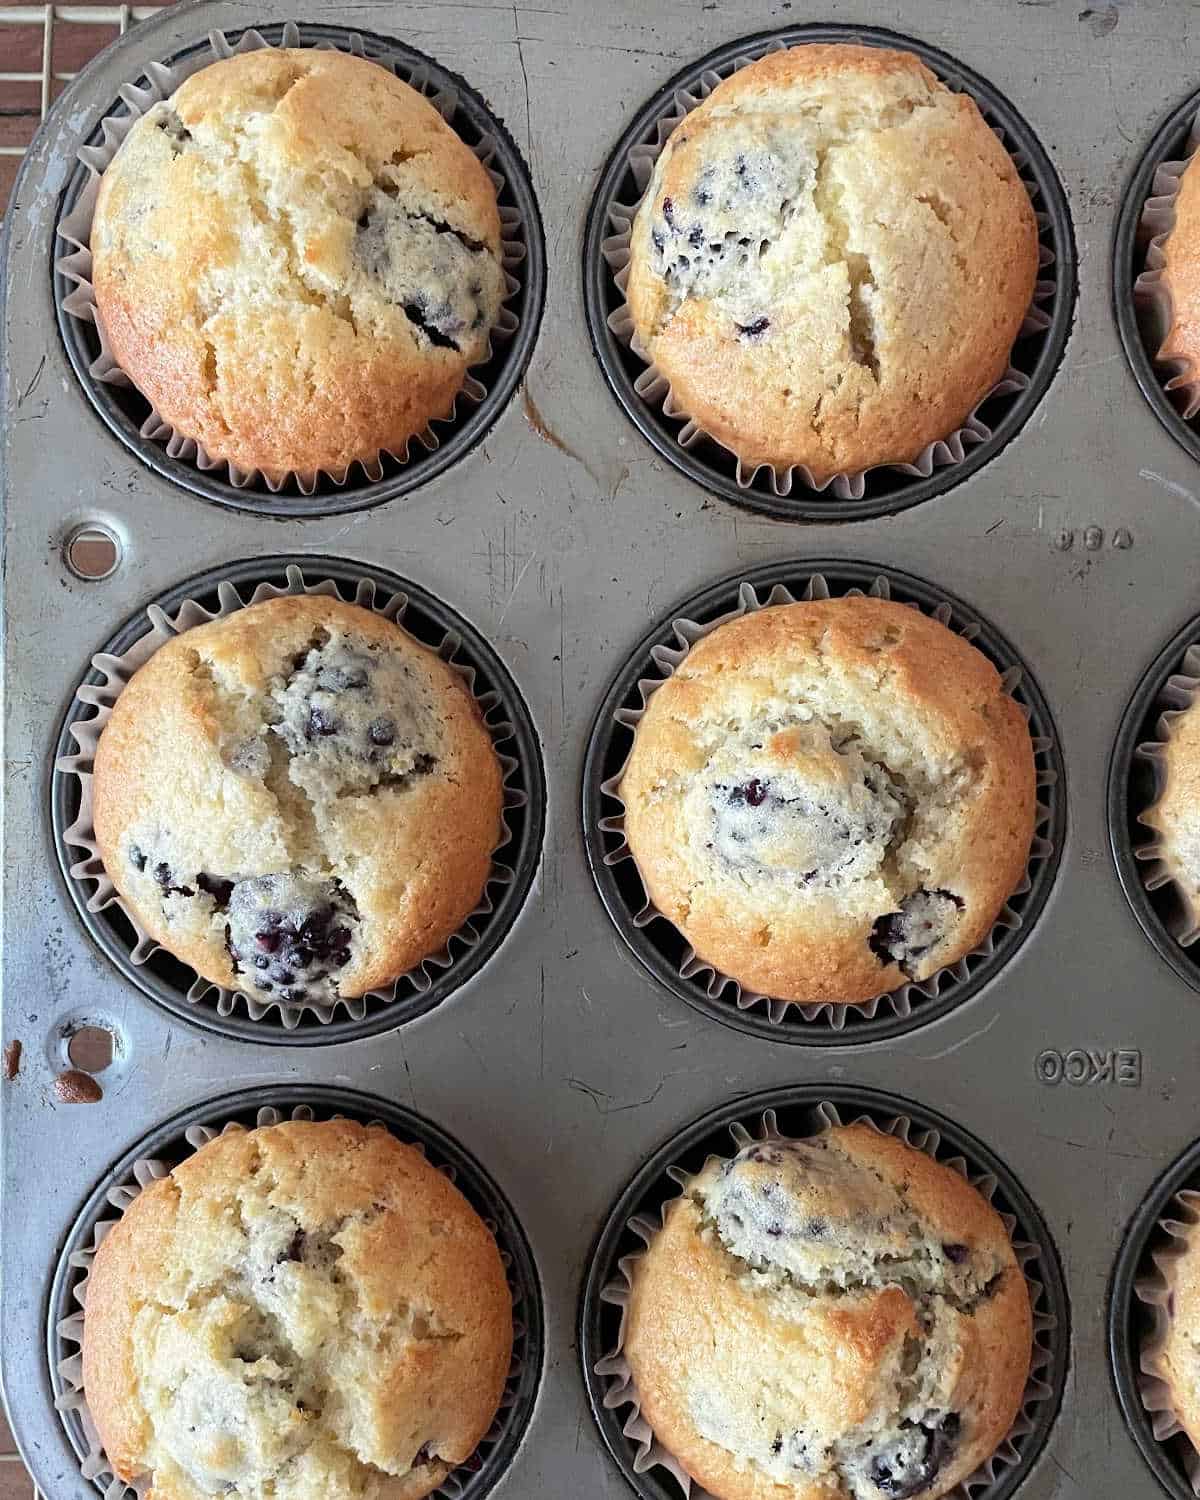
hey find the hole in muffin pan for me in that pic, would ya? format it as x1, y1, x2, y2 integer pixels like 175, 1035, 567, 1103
582, 23, 1076, 523
1108, 613, 1200, 995
65, 1025, 115, 1074
52, 21, 546, 517
64, 524, 121, 581
579, 1084, 1068, 1500
47, 1085, 544, 1500
51, 556, 546, 1045
1115, 85, 1200, 474
1110, 1137, 1200, 1500
582, 560, 1065, 1046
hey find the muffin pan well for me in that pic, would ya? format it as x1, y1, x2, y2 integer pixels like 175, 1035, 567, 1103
52, 557, 546, 1044
1115, 85, 1200, 469
1110, 612, 1200, 997
1110, 1136, 1200, 1500
53, 21, 546, 518
48, 1086, 544, 1500
580, 1085, 1067, 1500
583, 23, 1076, 523
3, 3, 1197, 1499
583, 560, 1064, 1045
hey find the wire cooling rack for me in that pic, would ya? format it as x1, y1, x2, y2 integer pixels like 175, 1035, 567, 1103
0, 4, 165, 212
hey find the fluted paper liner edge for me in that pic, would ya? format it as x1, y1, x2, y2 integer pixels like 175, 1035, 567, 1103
52, 1103, 528, 1500
599, 41, 1056, 502
594, 1103, 1059, 1500
1132, 642, 1200, 948
54, 22, 526, 496
1133, 1186, 1200, 1493
1133, 109, 1200, 420
54, 563, 527, 1029
597, 573, 1058, 1030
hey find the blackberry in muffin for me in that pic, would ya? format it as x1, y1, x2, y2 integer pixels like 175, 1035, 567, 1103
618, 597, 1036, 1005
89, 48, 506, 481
623, 1123, 1031, 1500
81, 1119, 513, 1500
92, 594, 503, 1009
625, 44, 1038, 481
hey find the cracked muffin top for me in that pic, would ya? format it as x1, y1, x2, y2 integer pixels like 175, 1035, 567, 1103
624, 1123, 1031, 1500
625, 44, 1038, 482
92, 594, 503, 1009
90, 48, 506, 480
618, 597, 1036, 1005
82, 1119, 513, 1500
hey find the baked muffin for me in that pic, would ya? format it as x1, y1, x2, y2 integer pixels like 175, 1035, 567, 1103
92, 594, 503, 1008
1147, 1213, 1200, 1452
1140, 698, 1200, 932
625, 45, 1038, 481
90, 47, 506, 480
619, 597, 1036, 1004
624, 1123, 1031, 1500
82, 1118, 513, 1500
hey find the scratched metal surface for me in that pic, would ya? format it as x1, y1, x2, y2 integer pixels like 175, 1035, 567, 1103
5, 0, 1200, 1496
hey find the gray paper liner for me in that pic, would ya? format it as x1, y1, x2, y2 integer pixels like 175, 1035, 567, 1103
600, 40, 1056, 502
55, 563, 526, 1029
1133, 642, 1200, 947
52, 1104, 526, 1500
594, 1104, 1057, 1500
598, 572, 1057, 1029
1134, 109, 1200, 419
54, 22, 525, 495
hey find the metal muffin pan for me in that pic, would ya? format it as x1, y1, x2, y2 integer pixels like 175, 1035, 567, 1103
6, 2, 1200, 1498
51, 555, 547, 1045
47, 1084, 544, 1500
582, 22, 1077, 524
53, 19, 547, 518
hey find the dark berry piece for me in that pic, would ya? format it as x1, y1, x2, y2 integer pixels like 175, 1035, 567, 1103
942, 1242, 969, 1264
279, 1229, 306, 1263
652, 229, 665, 253
662, 195, 675, 226
688, 223, 705, 247
737, 316, 771, 339
276, 969, 295, 986
129, 844, 147, 873
869, 910, 905, 964
334, 947, 352, 967
771, 1434, 783, 1456
368, 717, 397, 747
256, 929, 283, 954
328, 925, 352, 950
253, 953, 270, 971
742, 779, 768, 807
765, 1223, 783, 1238
279, 988, 304, 1004
307, 706, 338, 738
285, 945, 312, 969
197, 872, 235, 907
154, 861, 172, 889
